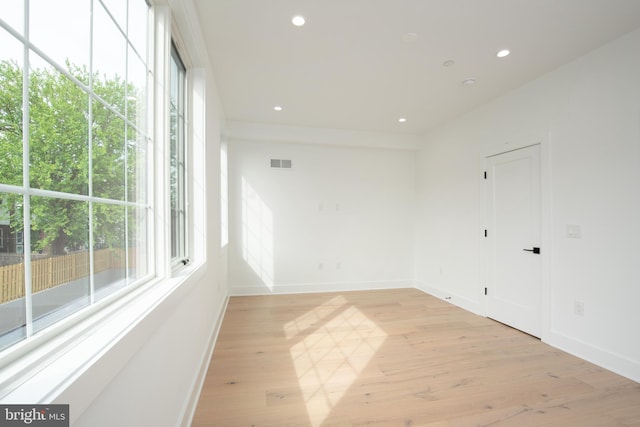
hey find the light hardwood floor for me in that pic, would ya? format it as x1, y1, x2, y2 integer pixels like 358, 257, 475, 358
192, 288, 640, 427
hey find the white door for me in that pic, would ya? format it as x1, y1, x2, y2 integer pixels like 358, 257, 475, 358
486, 144, 541, 337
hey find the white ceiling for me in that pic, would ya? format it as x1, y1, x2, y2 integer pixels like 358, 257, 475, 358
193, 0, 640, 136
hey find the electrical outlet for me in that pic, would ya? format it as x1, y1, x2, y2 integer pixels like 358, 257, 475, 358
574, 300, 585, 316
567, 224, 582, 239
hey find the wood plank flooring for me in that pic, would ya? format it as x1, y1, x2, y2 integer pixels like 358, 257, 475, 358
191, 288, 640, 427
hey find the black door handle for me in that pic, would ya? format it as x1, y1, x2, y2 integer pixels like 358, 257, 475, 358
523, 247, 540, 254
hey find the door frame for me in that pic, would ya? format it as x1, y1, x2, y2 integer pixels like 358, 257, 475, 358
481, 133, 551, 341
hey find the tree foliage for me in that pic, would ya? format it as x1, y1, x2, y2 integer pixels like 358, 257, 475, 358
0, 60, 142, 255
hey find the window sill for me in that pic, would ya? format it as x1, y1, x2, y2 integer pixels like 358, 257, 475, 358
0, 260, 206, 411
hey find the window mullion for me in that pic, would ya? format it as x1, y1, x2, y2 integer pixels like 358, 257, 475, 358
180, 68, 187, 261
153, 5, 172, 277
88, 0, 96, 304
22, 0, 33, 338
124, 3, 130, 284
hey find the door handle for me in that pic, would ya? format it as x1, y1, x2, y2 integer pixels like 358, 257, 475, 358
523, 247, 540, 254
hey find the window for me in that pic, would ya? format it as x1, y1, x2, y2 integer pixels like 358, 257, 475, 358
169, 43, 188, 266
0, 0, 150, 351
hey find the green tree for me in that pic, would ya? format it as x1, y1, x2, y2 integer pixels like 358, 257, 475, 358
0, 60, 23, 186
0, 60, 141, 255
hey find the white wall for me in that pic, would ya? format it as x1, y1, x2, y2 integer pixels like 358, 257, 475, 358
227, 127, 417, 295
414, 28, 640, 381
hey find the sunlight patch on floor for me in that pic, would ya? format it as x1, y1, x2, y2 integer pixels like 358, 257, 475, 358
284, 296, 387, 426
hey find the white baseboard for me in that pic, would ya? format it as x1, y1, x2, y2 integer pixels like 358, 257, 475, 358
414, 281, 484, 316
546, 329, 640, 384
179, 293, 230, 427
230, 279, 414, 296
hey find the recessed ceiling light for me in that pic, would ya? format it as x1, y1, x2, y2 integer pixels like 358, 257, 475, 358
398, 117, 407, 123
292, 15, 305, 27
274, 105, 283, 111
462, 78, 476, 86
443, 60, 455, 67
497, 49, 510, 58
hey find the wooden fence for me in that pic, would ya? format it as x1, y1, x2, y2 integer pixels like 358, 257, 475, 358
0, 248, 132, 304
